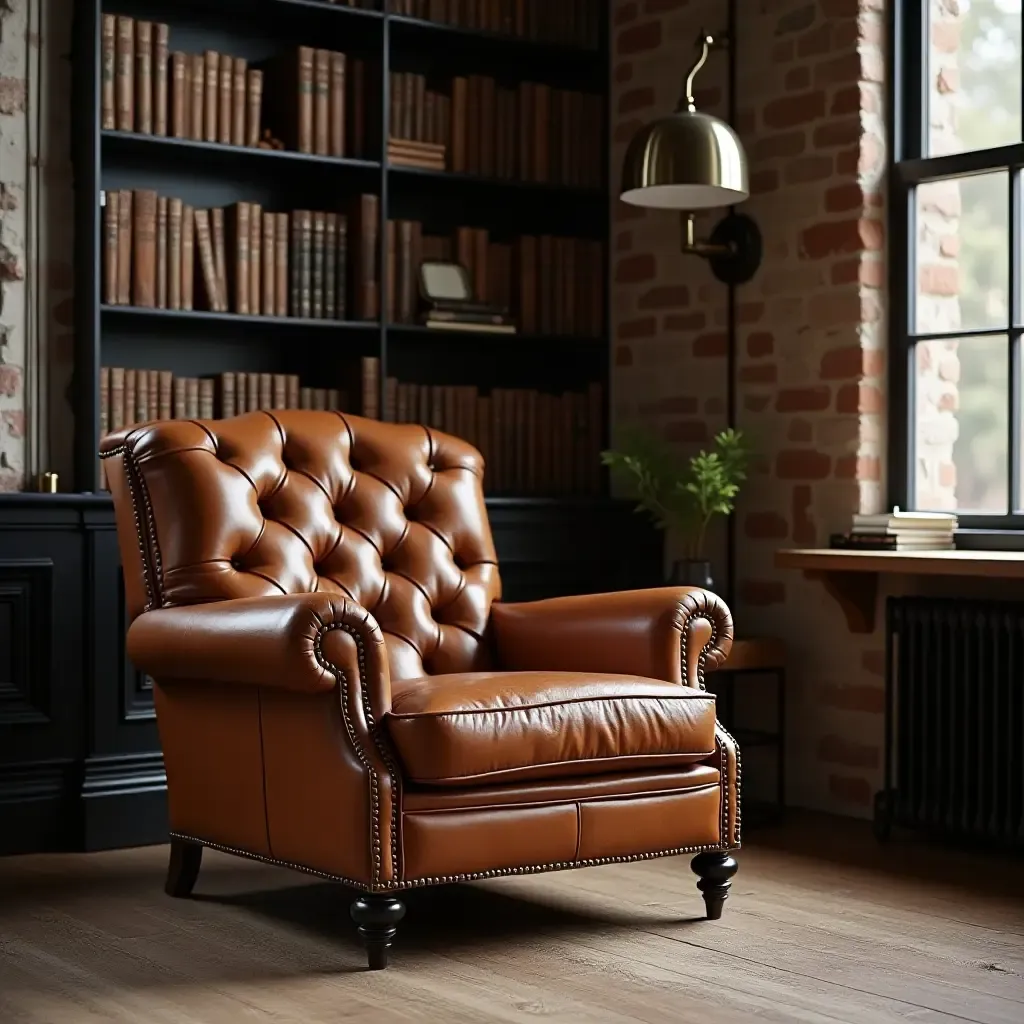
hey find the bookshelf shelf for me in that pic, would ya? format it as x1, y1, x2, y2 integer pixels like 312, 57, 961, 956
72, 0, 612, 499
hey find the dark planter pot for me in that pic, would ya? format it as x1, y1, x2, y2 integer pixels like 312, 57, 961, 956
668, 559, 714, 592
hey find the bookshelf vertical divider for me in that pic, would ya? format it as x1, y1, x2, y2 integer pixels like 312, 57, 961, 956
72, 0, 612, 502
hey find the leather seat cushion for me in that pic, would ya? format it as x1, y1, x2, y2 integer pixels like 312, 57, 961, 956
386, 671, 717, 787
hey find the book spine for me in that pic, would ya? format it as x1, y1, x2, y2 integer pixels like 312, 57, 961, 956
258, 373, 272, 410
246, 372, 259, 412
262, 212, 276, 316
153, 23, 169, 136
300, 209, 313, 318
168, 197, 182, 310
297, 46, 315, 153
249, 202, 262, 316
314, 49, 330, 156
132, 190, 158, 307
287, 375, 300, 410
218, 55, 233, 145
103, 191, 119, 305
290, 212, 302, 316
181, 203, 195, 310
312, 211, 325, 319
193, 209, 220, 311
101, 15, 116, 130
204, 50, 219, 143
275, 213, 289, 317
336, 215, 348, 319
272, 374, 287, 410
189, 53, 204, 140
158, 371, 173, 420
324, 213, 337, 320
329, 52, 346, 157
232, 58, 247, 147
361, 356, 379, 419
220, 372, 236, 417
124, 369, 137, 428
246, 69, 263, 147
171, 52, 188, 138
156, 195, 168, 309
110, 367, 125, 432
234, 202, 250, 315
199, 378, 215, 419
115, 16, 134, 132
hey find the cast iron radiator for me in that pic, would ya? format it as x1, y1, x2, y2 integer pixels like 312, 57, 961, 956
876, 596, 1024, 848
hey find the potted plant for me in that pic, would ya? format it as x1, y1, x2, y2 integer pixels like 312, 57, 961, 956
601, 426, 750, 591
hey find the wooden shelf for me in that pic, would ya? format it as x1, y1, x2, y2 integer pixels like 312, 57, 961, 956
387, 163, 604, 200
101, 305, 378, 331
775, 547, 1024, 634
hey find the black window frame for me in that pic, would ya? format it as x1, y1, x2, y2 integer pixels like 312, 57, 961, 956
888, 0, 1024, 539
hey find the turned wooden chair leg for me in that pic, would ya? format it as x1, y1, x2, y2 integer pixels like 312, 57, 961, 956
164, 837, 203, 898
691, 851, 738, 920
350, 894, 406, 970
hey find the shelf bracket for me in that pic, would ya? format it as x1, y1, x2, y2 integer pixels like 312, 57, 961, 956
803, 570, 878, 634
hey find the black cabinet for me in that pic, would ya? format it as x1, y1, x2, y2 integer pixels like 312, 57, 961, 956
0, 494, 661, 854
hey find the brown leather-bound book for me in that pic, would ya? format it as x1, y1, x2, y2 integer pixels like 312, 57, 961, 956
466, 75, 482, 174
156, 195, 168, 309
324, 213, 337, 319
199, 378, 215, 419
158, 371, 173, 420
329, 52, 346, 157
189, 53, 204, 139
211, 207, 228, 311
258, 373, 272, 409
203, 51, 219, 143
101, 15, 116, 130
450, 77, 467, 172
248, 202, 262, 315
193, 209, 221, 311
231, 57, 247, 147
220, 372, 236, 417
103, 191, 119, 305
167, 197, 182, 310
385, 377, 399, 423
230, 202, 250, 315
401, 73, 416, 141
181, 203, 195, 310
396, 382, 409, 422
272, 374, 287, 410
385, 219, 396, 323
171, 53, 188, 138
312, 211, 325, 318
218, 55, 233, 145
517, 81, 533, 181
297, 47, 315, 152
349, 58, 366, 156
516, 234, 537, 333
115, 16, 134, 132
246, 69, 263, 147
275, 213, 289, 317
290, 212, 302, 316
413, 73, 426, 142
153, 24, 169, 136
480, 76, 496, 177
124, 369, 137, 429
353, 195, 378, 320
299, 386, 312, 410
171, 376, 186, 419
563, 235, 576, 336
536, 234, 553, 333
551, 236, 564, 336
313, 49, 330, 156
185, 377, 200, 418
246, 372, 260, 413
455, 225, 474, 293
388, 72, 400, 143
313, 388, 328, 411
424, 89, 437, 144
110, 368, 126, 432
472, 227, 488, 304
135, 369, 151, 422
336, 214, 348, 319
360, 356, 380, 418
262, 213, 276, 317
99, 366, 110, 446
132, 189, 158, 307
298, 209, 313, 318
287, 375, 300, 409
533, 83, 550, 182
116, 191, 132, 303
148, 371, 159, 422
398, 219, 416, 324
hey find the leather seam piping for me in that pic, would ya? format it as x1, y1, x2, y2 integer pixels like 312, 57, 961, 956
388, 694, 715, 719
168, 830, 734, 892
573, 802, 582, 863
404, 781, 722, 815
313, 621, 401, 885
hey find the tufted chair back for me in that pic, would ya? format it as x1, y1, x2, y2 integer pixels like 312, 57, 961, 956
100, 411, 501, 680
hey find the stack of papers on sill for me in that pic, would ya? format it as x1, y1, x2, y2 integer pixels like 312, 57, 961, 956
831, 507, 957, 551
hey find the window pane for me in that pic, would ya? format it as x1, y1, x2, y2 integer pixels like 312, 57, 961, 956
916, 172, 1009, 333
914, 336, 1008, 512
928, 0, 1022, 157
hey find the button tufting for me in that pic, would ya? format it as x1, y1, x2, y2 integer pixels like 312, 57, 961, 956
230, 556, 243, 570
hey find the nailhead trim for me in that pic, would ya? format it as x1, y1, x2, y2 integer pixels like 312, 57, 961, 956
313, 621, 402, 886
169, 830, 734, 893
717, 720, 743, 847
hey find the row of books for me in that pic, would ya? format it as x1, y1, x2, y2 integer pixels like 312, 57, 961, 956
102, 17, 367, 157
392, 0, 601, 49
830, 509, 958, 551
390, 72, 601, 187
101, 189, 378, 321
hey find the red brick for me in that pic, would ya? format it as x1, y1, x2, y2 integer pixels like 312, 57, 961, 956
738, 301, 765, 324
828, 774, 872, 806
750, 168, 780, 194
744, 394, 772, 412
741, 579, 787, 606
814, 118, 861, 149
751, 131, 806, 161
830, 84, 860, 115
664, 420, 709, 443
836, 382, 883, 413
618, 86, 655, 115
739, 364, 778, 384
830, 258, 860, 285
773, 39, 795, 63
821, 682, 884, 713
784, 155, 833, 184
638, 284, 690, 309
919, 263, 959, 297
825, 183, 863, 213
614, 344, 634, 367
744, 512, 789, 540
694, 332, 727, 358
705, 396, 725, 415
788, 418, 813, 443
664, 311, 706, 331
819, 345, 863, 379
615, 253, 655, 283
656, 395, 698, 414
799, 218, 881, 259
763, 91, 826, 129
614, 62, 633, 84
776, 450, 831, 479
818, 736, 879, 769
747, 331, 774, 358
864, 348, 884, 376
619, 316, 656, 340
0, 77, 26, 116
0, 364, 22, 398
797, 23, 833, 58
940, 234, 959, 257
785, 66, 811, 91
776, 387, 830, 413
814, 52, 861, 87
3, 410, 24, 439
792, 485, 816, 544
617, 21, 661, 55
643, 0, 690, 11
777, 4, 817, 35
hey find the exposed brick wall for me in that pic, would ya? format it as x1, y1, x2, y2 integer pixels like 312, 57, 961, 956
612, 0, 889, 815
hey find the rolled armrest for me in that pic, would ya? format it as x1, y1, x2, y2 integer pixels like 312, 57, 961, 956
127, 592, 391, 718
490, 587, 733, 687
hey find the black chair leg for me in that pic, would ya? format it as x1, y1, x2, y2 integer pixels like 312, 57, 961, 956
165, 837, 203, 898
350, 893, 406, 970
691, 851, 739, 920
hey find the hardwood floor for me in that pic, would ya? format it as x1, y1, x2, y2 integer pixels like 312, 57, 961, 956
1, 813, 1022, 1023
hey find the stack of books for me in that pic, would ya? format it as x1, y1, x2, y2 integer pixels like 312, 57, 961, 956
387, 137, 446, 170
423, 299, 516, 334
831, 507, 958, 551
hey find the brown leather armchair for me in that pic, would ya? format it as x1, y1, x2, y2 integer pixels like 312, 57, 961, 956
101, 411, 740, 970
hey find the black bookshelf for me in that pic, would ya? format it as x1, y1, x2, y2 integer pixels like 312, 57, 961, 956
71, 0, 613, 494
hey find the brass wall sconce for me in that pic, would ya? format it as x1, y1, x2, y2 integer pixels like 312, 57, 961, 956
619, 30, 762, 286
